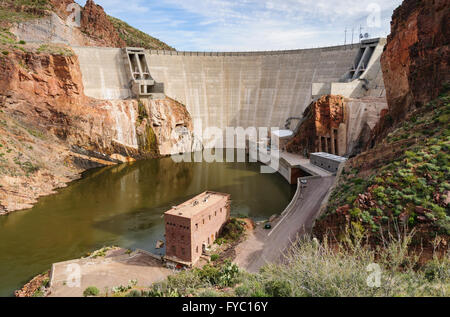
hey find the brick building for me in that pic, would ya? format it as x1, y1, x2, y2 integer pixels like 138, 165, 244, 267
164, 191, 231, 266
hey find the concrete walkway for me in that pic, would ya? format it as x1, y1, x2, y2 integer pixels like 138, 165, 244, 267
233, 176, 335, 273
48, 248, 172, 297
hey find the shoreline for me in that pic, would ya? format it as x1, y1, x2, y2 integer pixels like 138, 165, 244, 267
16, 218, 257, 297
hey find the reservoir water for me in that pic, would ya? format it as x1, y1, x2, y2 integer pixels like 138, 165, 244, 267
0, 151, 295, 296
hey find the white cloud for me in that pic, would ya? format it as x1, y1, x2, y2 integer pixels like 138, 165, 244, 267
77, 0, 403, 51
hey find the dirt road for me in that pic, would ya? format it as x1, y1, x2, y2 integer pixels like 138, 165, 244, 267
234, 176, 335, 273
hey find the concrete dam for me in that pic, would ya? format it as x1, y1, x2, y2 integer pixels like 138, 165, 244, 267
73, 38, 386, 138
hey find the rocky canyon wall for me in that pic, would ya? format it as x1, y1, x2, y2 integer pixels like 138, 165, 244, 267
9, 0, 122, 48
8, 0, 174, 50
374, 0, 449, 144
0, 47, 196, 214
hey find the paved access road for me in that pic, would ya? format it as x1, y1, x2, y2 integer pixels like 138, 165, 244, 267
234, 176, 335, 273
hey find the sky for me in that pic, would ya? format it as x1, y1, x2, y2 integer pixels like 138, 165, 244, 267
76, 0, 402, 51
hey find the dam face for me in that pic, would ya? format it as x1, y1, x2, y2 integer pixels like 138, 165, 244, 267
145, 46, 360, 130
73, 43, 380, 129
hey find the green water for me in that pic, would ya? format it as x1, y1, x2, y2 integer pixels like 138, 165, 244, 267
0, 151, 295, 296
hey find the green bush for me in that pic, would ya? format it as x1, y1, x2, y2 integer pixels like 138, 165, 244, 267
83, 286, 99, 297
41, 278, 50, 288
215, 237, 227, 245
198, 289, 221, 297
32, 290, 44, 297
218, 260, 240, 287
221, 218, 245, 241
196, 264, 221, 285
126, 289, 142, 297
264, 280, 292, 297
210, 254, 219, 261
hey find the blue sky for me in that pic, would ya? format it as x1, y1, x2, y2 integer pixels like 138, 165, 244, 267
77, 0, 402, 51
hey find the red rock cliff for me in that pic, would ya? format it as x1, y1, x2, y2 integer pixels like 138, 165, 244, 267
285, 95, 345, 156
79, 0, 126, 47
375, 0, 449, 143
49, 0, 126, 48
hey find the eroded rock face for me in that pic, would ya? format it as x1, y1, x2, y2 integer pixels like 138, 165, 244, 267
285, 95, 346, 156
375, 0, 449, 144
144, 98, 198, 156
10, 0, 126, 48
285, 95, 387, 157
79, 0, 126, 48
0, 48, 195, 213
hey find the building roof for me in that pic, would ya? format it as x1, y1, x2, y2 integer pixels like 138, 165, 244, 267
310, 152, 347, 163
164, 191, 229, 219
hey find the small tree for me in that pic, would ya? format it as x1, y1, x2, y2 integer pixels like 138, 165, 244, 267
83, 286, 99, 297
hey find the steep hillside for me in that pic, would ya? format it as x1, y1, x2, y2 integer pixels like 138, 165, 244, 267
0, 0, 174, 50
372, 0, 449, 144
108, 16, 174, 50
314, 0, 450, 251
315, 89, 449, 245
0, 0, 51, 25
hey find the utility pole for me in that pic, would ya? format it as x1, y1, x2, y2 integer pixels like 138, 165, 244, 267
344, 28, 347, 46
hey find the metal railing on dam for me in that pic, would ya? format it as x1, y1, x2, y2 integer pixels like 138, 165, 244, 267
67, 42, 362, 55
147, 43, 361, 57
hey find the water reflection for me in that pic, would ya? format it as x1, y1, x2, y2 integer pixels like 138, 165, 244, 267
0, 151, 295, 296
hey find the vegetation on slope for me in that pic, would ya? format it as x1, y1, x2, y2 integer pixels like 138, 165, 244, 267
318, 86, 450, 245
0, 0, 51, 25
0, 0, 174, 50
108, 16, 175, 51
107, 232, 449, 297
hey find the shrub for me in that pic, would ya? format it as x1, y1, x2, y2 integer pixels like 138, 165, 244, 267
147, 284, 180, 297
215, 237, 227, 245
32, 290, 44, 297
210, 254, 219, 261
221, 218, 245, 241
41, 278, 50, 288
264, 279, 292, 297
83, 286, 99, 297
251, 233, 449, 297
218, 260, 240, 287
126, 289, 142, 297
197, 289, 221, 297
196, 264, 221, 285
